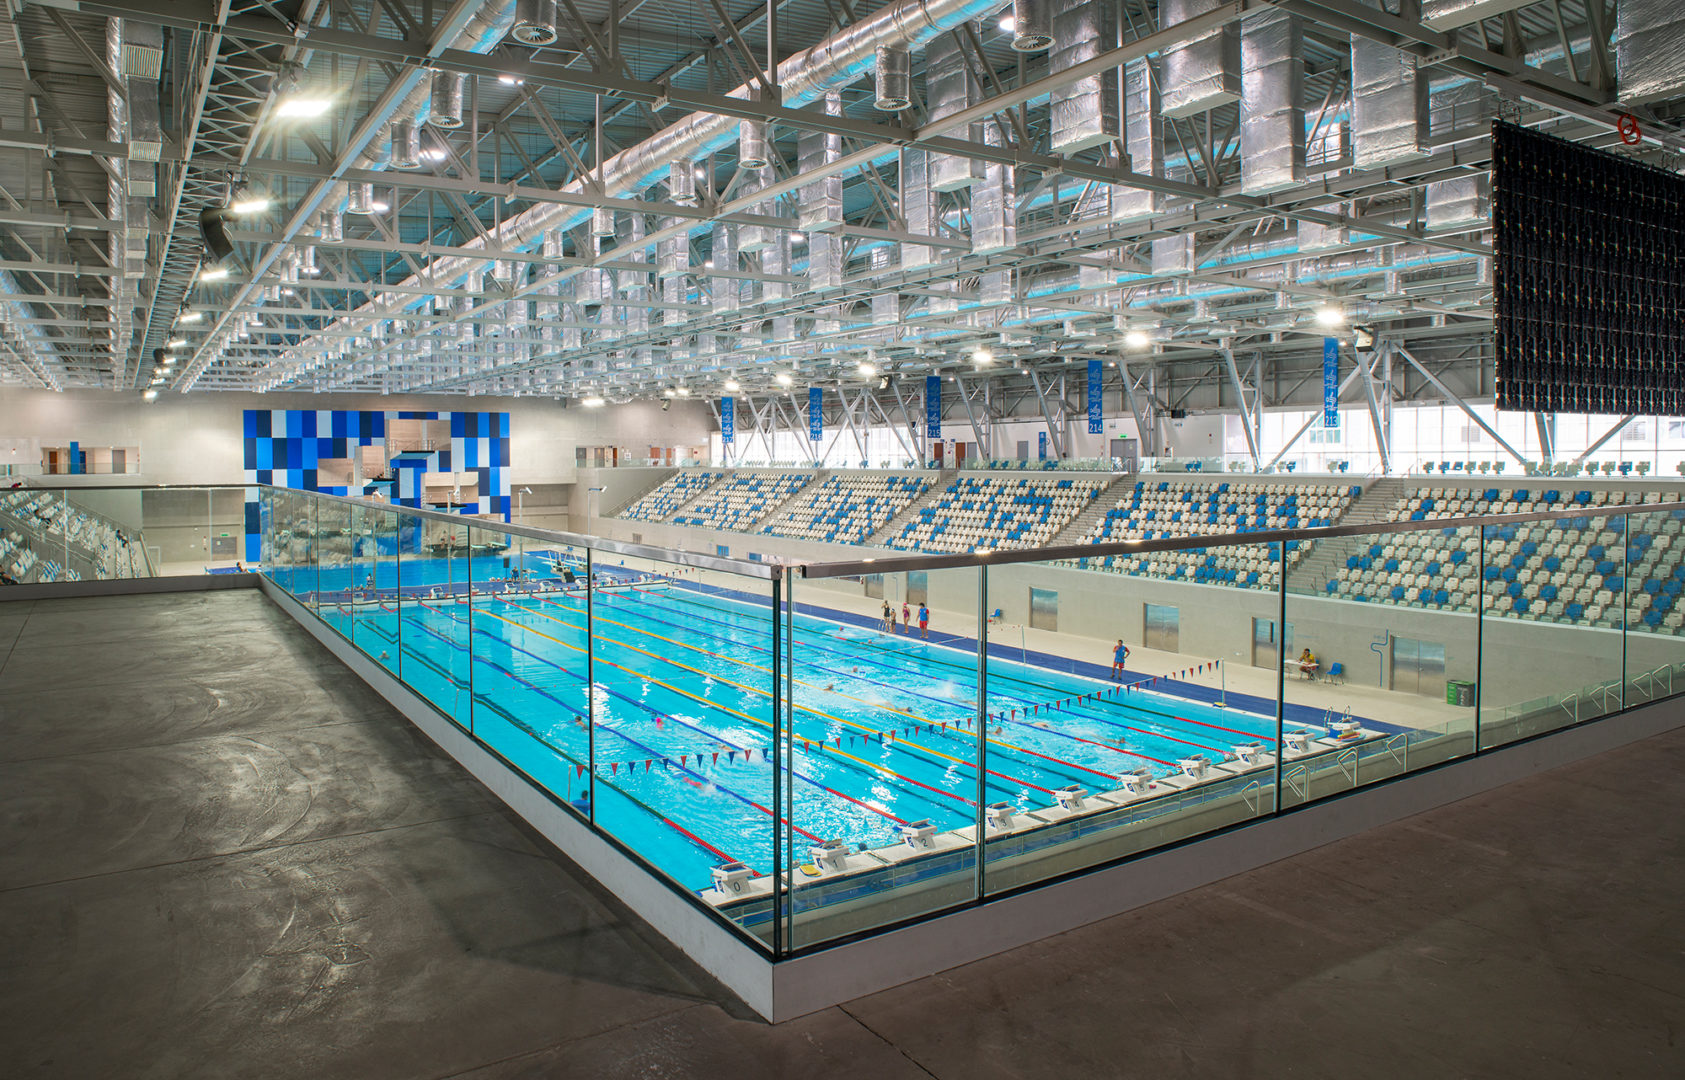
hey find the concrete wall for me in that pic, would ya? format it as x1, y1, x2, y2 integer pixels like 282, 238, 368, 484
0, 388, 714, 487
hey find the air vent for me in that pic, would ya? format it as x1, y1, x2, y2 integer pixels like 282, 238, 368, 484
122, 42, 163, 80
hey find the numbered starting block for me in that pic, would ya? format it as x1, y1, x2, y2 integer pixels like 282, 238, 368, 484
1285, 729, 1314, 753
809, 838, 849, 874
1331, 720, 1363, 739
1120, 768, 1155, 795
1235, 742, 1266, 765
898, 819, 937, 850
1053, 785, 1088, 811
1178, 755, 1211, 779
984, 801, 1017, 831
711, 862, 754, 897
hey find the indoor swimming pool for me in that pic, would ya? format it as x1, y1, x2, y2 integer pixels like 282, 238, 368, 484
268, 548, 1358, 904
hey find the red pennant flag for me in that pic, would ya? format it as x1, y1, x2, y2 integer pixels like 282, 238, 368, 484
575, 764, 585, 778
645, 759, 653, 772
680, 755, 688, 767
834, 737, 842, 748
611, 762, 619, 775
712, 752, 720, 765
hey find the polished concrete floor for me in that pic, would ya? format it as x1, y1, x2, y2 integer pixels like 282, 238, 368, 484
1, 590, 1682, 1079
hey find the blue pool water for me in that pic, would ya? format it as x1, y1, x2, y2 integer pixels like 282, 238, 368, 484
273, 552, 1299, 895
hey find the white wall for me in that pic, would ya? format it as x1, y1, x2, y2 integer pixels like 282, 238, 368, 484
0, 388, 713, 486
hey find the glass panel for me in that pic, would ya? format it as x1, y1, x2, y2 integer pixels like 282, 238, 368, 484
313, 494, 351, 634
397, 508, 472, 730
589, 547, 778, 948
352, 505, 400, 679
1481, 507, 1626, 747
785, 564, 980, 949
1282, 523, 1479, 808
1623, 504, 1685, 706
982, 547, 1280, 896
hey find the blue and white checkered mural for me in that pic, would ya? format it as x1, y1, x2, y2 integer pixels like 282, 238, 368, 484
243, 409, 511, 561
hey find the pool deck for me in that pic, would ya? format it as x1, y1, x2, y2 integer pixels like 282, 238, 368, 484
2, 589, 1682, 1078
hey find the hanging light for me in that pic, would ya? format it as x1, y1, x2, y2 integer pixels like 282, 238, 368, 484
273, 64, 332, 119
228, 184, 269, 215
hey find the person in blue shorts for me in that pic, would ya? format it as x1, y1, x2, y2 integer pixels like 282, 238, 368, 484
1111, 639, 1131, 680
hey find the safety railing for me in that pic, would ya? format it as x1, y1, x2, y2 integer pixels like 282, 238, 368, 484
249, 483, 1685, 961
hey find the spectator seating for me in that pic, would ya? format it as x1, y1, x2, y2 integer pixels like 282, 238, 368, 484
760, 473, 929, 544
1325, 485, 1685, 631
1068, 480, 1359, 590
669, 472, 815, 532
616, 470, 724, 522
886, 476, 1106, 553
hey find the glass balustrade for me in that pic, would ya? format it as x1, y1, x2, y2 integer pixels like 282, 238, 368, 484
247, 485, 1685, 959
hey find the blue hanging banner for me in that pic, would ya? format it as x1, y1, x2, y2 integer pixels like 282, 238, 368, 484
1087, 359, 1104, 434
925, 375, 942, 438
1323, 337, 1340, 428
1038, 430, 1048, 460
720, 397, 735, 443
808, 387, 823, 442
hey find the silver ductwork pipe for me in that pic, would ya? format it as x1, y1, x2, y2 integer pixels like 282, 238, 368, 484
1615, 0, 1685, 104
668, 161, 698, 206
711, 224, 740, 313
1160, 0, 1240, 118
592, 207, 616, 238
926, 33, 982, 192
1297, 213, 1349, 252
1351, 34, 1428, 168
348, 182, 376, 215
1420, 0, 1532, 32
657, 221, 688, 280
739, 117, 771, 170
318, 210, 345, 244
390, 119, 422, 169
761, 234, 792, 305
1111, 58, 1161, 223
873, 45, 913, 110
870, 247, 898, 327
900, 148, 940, 271
807, 231, 844, 293
1238, 10, 1304, 195
511, 0, 559, 45
1424, 176, 1490, 232
797, 91, 845, 233
737, 172, 773, 253
429, 71, 468, 129
1009, 0, 1052, 51
972, 121, 1016, 254
285, 0, 1007, 376
1151, 234, 1196, 277
1048, 0, 1119, 154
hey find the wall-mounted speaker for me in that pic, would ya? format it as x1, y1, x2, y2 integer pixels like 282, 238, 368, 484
198, 207, 234, 263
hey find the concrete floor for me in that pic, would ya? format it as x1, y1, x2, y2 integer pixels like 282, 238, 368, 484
1, 589, 1682, 1079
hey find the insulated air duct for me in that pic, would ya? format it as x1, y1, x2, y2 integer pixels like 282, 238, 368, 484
1048, 0, 1120, 154
1160, 0, 1241, 118
348, 182, 376, 215
874, 45, 912, 110
390, 119, 421, 169
712, 224, 740, 313
1424, 176, 1489, 232
972, 122, 1016, 254
900, 149, 940, 271
1420, 0, 1534, 31
1615, 0, 1685, 104
668, 161, 698, 206
1350, 34, 1428, 168
318, 210, 345, 244
1111, 58, 1162, 223
511, 0, 559, 45
739, 118, 771, 170
1238, 10, 1304, 195
926, 34, 983, 191
1009, 0, 1052, 51
429, 71, 467, 129
797, 91, 845, 233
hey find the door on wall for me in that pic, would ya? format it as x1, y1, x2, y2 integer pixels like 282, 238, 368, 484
1391, 637, 1447, 697
1016, 440, 1029, 460
1109, 438, 1137, 472
1029, 588, 1058, 631
1253, 617, 1293, 668
1144, 603, 1179, 651
906, 571, 928, 605
863, 574, 884, 599
953, 441, 968, 465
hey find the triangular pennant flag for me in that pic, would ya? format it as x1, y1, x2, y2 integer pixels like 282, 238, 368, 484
727, 751, 736, 764
645, 759, 653, 772
680, 755, 688, 767
611, 762, 619, 775
575, 764, 585, 778
712, 752, 720, 765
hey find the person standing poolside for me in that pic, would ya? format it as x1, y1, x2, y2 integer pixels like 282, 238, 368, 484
1111, 639, 1131, 680
918, 603, 930, 639
881, 601, 895, 633
901, 600, 911, 634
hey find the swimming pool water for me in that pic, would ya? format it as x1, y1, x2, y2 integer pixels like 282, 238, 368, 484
277, 553, 1288, 896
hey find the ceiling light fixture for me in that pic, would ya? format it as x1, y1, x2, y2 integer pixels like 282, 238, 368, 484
581, 395, 606, 407
179, 311, 202, 323
858, 361, 876, 377
775, 372, 792, 386
166, 338, 187, 348
973, 346, 992, 364
199, 266, 230, 282
273, 65, 332, 119
228, 185, 269, 215
1124, 330, 1151, 348
1315, 305, 1345, 327
143, 389, 158, 402
724, 378, 741, 391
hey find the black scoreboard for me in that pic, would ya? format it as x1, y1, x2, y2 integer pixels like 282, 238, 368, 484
1493, 120, 1685, 415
